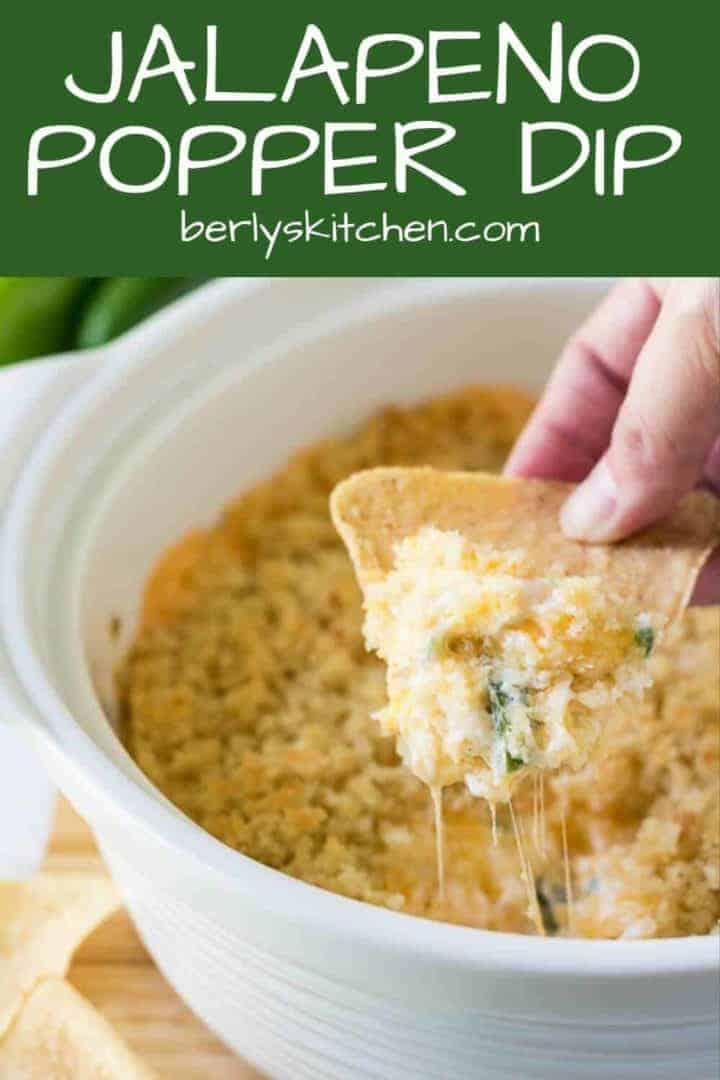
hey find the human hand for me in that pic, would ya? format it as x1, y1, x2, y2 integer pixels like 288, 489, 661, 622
505, 278, 720, 604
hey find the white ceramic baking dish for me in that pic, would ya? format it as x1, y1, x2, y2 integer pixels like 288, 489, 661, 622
1, 279, 718, 1080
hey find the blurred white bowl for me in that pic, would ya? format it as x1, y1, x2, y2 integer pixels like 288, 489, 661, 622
1, 278, 717, 1079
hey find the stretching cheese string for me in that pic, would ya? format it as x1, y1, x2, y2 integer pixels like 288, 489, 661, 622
509, 797, 545, 936
430, 785, 446, 901
561, 801, 574, 936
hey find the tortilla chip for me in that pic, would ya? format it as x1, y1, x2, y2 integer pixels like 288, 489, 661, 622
0, 873, 119, 1038
331, 467, 720, 620
0, 977, 155, 1079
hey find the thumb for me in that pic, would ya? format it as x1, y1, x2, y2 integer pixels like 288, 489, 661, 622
560, 279, 720, 543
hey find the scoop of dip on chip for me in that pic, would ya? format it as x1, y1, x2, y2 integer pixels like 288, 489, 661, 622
361, 526, 662, 802
331, 467, 719, 804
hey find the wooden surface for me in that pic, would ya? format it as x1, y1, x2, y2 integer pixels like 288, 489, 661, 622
46, 797, 264, 1080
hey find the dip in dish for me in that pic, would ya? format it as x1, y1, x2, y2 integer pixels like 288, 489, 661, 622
119, 385, 720, 939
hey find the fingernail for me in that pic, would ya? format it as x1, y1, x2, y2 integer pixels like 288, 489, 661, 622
690, 548, 720, 606
560, 459, 619, 541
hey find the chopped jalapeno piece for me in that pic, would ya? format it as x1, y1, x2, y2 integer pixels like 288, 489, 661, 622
488, 679, 511, 736
505, 751, 524, 773
535, 879, 559, 935
489, 679, 527, 776
634, 625, 655, 657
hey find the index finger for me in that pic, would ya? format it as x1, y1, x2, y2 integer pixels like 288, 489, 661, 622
505, 278, 660, 481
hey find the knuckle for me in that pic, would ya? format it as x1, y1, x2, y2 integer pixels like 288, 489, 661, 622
611, 409, 693, 482
680, 317, 719, 400
702, 437, 720, 498
697, 281, 720, 380
668, 279, 720, 388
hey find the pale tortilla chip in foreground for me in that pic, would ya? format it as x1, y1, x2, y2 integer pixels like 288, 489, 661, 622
0, 873, 119, 1038
0, 977, 156, 1079
331, 467, 720, 619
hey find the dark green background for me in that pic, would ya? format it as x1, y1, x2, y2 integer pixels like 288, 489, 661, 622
1, 1, 717, 274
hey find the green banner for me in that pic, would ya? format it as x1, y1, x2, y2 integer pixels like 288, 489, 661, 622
1, 1, 717, 274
